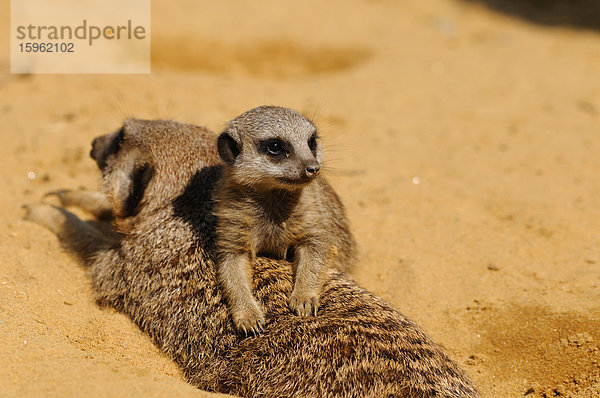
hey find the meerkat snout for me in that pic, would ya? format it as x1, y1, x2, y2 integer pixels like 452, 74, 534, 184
305, 162, 320, 178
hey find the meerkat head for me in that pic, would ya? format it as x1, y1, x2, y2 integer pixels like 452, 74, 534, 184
217, 106, 322, 191
90, 119, 218, 220
90, 125, 153, 219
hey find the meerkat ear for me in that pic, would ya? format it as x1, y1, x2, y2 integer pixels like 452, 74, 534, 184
90, 128, 125, 171
217, 132, 241, 165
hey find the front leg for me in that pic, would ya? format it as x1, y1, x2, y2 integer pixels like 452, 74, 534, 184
288, 244, 326, 316
45, 190, 113, 220
217, 252, 265, 336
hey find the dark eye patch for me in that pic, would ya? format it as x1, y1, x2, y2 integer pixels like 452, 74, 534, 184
259, 138, 289, 159
308, 132, 318, 154
123, 164, 154, 217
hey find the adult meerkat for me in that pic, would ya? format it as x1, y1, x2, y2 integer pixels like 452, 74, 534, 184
215, 106, 355, 335
24, 117, 480, 397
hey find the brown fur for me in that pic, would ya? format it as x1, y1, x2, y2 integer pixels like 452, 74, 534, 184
23, 116, 479, 397
215, 106, 356, 334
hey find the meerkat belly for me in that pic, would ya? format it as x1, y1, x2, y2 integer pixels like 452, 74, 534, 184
253, 219, 298, 260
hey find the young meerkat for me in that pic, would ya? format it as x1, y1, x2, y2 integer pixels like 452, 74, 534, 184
23, 117, 480, 398
215, 106, 356, 335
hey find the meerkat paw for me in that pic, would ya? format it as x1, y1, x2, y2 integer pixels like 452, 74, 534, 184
288, 292, 319, 317
43, 189, 74, 205
233, 302, 265, 336
44, 189, 113, 219
22, 203, 67, 234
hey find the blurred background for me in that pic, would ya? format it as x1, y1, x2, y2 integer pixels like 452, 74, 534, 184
1, 1, 599, 397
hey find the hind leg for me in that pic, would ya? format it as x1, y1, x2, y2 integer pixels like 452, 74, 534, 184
44, 190, 113, 220
23, 202, 125, 305
23, 203, 112, 262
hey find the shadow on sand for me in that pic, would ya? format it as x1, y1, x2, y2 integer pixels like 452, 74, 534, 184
460, 0, 600, 31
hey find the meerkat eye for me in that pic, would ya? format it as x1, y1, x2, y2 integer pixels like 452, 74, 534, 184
263, 140, 287, 157
308, 133, 318, 152
267, 142, 283, 155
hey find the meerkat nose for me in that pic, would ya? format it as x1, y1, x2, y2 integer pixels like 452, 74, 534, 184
305, 163, 320, 178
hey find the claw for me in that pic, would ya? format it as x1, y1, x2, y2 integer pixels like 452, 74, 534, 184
43, 190, 68, 201
288, 295, 319, 317
43, 190, 61, 198
240, 321, 265, 338
232, 297, 265, 337
42, 190, 70, 206
234, 308, 265, 338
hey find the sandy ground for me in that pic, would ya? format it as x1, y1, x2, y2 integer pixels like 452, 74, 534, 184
1, 0, 599, 397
